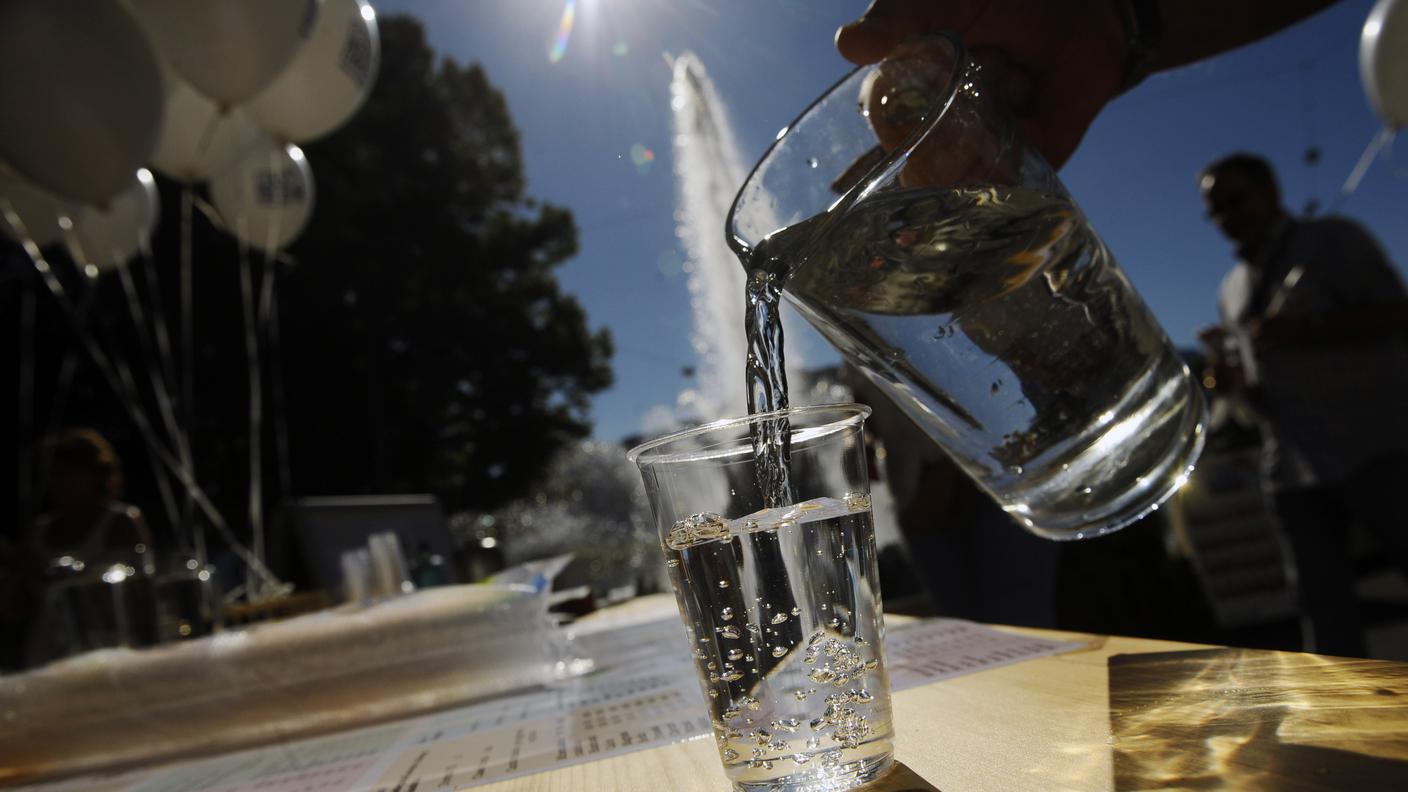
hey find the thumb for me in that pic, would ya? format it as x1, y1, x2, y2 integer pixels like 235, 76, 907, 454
836, 12, 899, 65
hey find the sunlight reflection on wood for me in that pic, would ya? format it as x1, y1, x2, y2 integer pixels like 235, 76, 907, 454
1110, 649, 1408, 790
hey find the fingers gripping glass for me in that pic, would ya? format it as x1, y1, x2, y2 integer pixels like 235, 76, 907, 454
726, 34, 1205, 539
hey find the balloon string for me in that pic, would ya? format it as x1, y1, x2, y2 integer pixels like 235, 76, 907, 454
139, 244, 180, 426
17, 267, 37, 533
180, 186, 201, 564
237, 221, 267, 601
193, 111, 221, 165
258, 253, 292, 497
137, 243, 203, 562
258, 146, 290, 499
38, 287, 98, 484
114, 256, 191, 542
60, 225, 183, 535
1333, 126, 1396, 212
2, 197, 283, 591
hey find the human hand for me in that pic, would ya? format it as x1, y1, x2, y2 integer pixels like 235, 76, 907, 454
836, 0, 1129, 169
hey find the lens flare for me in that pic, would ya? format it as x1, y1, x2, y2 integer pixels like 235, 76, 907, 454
548, 0, 575, 63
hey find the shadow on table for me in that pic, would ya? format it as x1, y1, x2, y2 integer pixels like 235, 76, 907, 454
1109, 648, 1408, 790
863, 761, 942, 791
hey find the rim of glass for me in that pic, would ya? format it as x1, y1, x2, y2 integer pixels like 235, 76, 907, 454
627, 402, 871, 465
724, 31, 968, 255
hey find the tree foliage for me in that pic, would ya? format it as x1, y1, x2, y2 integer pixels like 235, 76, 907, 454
283, 16, 613, 511
2, 15, 613, 546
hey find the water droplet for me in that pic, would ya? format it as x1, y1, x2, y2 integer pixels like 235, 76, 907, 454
708, 689, 719, 699
665, 558, 680, 567
722, 748, 739, 762
717, 625, 741, 639
806, 157, 819, 168
720, 669, 745, 682
721, 606, 734, 621
771, 646, 788, 658
790, 606, 801, 616
726, 648, 744, 661
791, 753, 812, 766
718, 579, 730, 589
770, 612, 789, 625
1009, 465, 1024, 476
723, 706, 741, 720
793, 687, 816, 701
990, 379, 1002, 394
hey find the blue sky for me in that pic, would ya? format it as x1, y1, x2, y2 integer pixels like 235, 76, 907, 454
378, 0, 1406, 443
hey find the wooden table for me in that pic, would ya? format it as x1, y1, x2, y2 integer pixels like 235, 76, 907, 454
475, 596, 1408, 791
14, 596, 1408, 791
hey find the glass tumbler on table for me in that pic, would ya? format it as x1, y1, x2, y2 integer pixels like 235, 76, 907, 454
629, 404, 892, 792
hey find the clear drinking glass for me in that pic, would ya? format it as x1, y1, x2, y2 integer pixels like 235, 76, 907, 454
727, 35, 1205, 539
629, 404, 893, 791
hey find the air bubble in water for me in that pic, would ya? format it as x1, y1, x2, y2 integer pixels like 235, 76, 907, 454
721, 606, 735, 621
771, 646, 787, 658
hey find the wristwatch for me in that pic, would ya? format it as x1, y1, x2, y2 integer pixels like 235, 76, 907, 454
1116, 0, 1163, 92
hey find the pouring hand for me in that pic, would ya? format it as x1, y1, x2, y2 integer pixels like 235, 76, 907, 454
836, 0, 1341, 169
837, 0, 1126, 169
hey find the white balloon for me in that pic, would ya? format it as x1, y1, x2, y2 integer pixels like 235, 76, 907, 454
0, 0, 164, 205
1362, 0, 1408, 128
247, 0, 381, 143
150, 74, 263, 183
210, 139, 316, 253
0, 165, 76, 248
129, 0, 320, 108
68, 169, 161, 270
